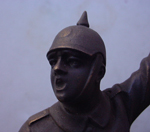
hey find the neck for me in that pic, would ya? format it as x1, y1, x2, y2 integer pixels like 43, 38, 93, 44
60, 88, 102, 115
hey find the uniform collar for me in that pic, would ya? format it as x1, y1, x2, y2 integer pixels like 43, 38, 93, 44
49, 92, 111, 132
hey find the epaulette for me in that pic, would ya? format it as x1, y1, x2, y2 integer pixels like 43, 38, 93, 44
28, 108, 50, 125
103, 84, 122, 98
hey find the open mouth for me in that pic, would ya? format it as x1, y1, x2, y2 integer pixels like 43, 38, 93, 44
56, 79, 65, 87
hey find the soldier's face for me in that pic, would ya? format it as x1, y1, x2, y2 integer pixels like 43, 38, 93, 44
47, 49, 93, 102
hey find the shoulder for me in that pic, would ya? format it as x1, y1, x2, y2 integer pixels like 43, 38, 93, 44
27, 107, 50, 125
19, 103, 61, 132
19, 108, 51, 132
103, 84, 122, 98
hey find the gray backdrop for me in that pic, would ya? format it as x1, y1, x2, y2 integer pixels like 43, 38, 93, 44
1, 0, 150, 131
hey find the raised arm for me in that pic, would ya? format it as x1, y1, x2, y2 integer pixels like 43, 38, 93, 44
119, 53, 150, 124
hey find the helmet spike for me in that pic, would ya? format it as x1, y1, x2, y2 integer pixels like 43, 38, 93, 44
77, 11, 89, 27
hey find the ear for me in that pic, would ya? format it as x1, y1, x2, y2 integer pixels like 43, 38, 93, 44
96, 64, 105, 83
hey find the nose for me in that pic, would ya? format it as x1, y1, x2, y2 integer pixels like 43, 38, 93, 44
53, 57, 67, 75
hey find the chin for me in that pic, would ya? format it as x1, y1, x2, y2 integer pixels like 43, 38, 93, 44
56, 94, 75, 103
56, 94, 69, 102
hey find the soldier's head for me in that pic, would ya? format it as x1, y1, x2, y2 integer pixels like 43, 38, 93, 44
47, 11, 106, 103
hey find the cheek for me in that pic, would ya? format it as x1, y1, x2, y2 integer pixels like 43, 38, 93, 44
50, 70, 55, 87
68, 69, 90, 86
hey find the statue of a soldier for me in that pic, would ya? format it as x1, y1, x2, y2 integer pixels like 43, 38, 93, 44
19, 11, 150, 132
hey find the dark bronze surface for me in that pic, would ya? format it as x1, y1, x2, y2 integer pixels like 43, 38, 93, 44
19, 11, 150, 132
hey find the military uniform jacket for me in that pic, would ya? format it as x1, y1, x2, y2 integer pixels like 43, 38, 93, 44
19, 54, 150, 132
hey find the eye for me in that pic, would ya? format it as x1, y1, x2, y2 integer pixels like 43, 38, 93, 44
49, 59, 57, 67
67, 57, 81, 68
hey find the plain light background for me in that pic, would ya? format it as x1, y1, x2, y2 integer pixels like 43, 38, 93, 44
1, 0, 150, 131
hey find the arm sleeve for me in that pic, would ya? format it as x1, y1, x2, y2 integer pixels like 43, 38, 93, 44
119, 53, 150, 124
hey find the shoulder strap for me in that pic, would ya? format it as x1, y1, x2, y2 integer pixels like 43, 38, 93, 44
28, 108, 50, 125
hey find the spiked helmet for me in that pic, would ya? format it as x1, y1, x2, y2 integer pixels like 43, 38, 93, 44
47, 11, 106, 65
